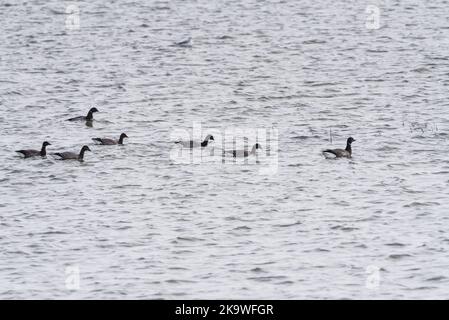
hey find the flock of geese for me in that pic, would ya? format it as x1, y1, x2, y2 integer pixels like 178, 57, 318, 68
15, 107, 128, 161
15, 107, 356, 161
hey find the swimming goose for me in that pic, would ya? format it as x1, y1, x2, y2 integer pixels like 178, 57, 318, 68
323, 137, 355, 158
53, 145, 91, 161
16, 141, 51, 158
225, 143, 262, 158
67, 107, 99, 122
174, 134, 214, 148
92, 133, 128, 145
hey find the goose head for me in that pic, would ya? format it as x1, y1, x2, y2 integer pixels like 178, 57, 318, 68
347, 137, 356, 145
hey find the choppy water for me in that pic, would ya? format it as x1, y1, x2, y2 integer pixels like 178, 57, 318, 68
1, 0, 449, 299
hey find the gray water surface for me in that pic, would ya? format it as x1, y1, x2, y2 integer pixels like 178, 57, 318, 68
1, 0, 449, 299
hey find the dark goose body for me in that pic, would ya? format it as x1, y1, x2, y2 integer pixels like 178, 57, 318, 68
67, 107, 99, 122
53, 145, 91, 161
92, 133, 128, 145
323, 137, 355, 158
16, 141, 51, 158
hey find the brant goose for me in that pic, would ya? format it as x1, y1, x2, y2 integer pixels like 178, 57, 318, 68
53, 145, 91, 161
16, 141, 51, 158
225, 143, 262, 158
67, 107, 99, 122
92, 133, 128, 145
323, 137, 355, 158
174, 134, 214, 148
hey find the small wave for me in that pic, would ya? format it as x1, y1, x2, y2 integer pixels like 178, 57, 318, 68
366, 49, 388, 53
273, 221, 302, 228
48, 9, 68, 15
389, 254, 412, 260
385, 243, 406, 247
165, 279, 195, 284
425, 276, 446, 282
412, 67, 430, 73
217, 35, 233, 40
292, 135, 319, 140
331, 225, 358, 232
302, 39, 326, 44
176, 236, 204, 242
41, 231, 68, 235
247, 276, 287, 282
233, 226, 251, 231
309, 82, 339, 87
404, 201, 440, 207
